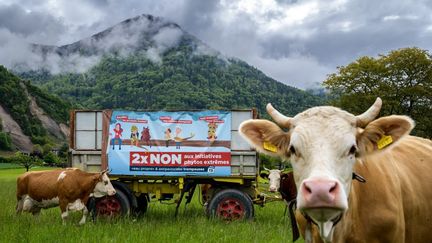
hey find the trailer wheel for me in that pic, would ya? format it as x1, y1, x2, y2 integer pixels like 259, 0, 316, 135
207, 189, 254, 221
95, 190, 131, 217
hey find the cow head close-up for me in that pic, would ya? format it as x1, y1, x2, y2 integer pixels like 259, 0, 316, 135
93, 170, 116, 198
240, 98, 414, 241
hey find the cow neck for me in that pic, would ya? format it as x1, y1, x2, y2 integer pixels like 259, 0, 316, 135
76, 171, 101, 202
331, 161, 367, 243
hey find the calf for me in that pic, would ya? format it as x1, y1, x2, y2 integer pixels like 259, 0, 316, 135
16, 168, 116, 225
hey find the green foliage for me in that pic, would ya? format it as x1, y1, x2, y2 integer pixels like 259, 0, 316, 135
10, 152, 42, 171
259, 153, 291, 170
24, 81, 70, 124
20, 42, 323, 116
0, 66, 70, 146
0, 132, 12, 150
42, 144, 53, 155
30, 135, 51, 145
31, 144, 43, 158
0, 65, 41, 137
324, 47, 432, 138
43, 151, 60, 166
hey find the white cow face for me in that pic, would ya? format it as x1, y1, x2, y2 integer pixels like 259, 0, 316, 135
93, 172, 116, 198
240, 98, 414, 241
261, 169, 282, 192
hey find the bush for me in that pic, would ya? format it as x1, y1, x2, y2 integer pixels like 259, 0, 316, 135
43, 152, 60, 166
31, 136, 51, 145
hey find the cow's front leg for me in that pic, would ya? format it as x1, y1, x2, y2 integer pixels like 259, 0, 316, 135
16, 198, 24, 214
79, 206, 88, 225
60, 201, 69, 225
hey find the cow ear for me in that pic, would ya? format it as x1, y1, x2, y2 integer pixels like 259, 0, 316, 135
357, 115, 414, 155
239, 119, 290, 158
260, 171, 269, 179
93, 174, 101, 182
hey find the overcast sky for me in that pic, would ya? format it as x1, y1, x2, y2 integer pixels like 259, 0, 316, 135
0, 0, 431, 89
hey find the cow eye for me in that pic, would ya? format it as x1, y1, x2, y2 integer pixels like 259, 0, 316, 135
104, 181, 108, 185
349, 145, 357, 155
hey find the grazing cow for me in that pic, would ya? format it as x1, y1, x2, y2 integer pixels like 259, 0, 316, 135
16, 168, 116, 225
240, 98, 432, 242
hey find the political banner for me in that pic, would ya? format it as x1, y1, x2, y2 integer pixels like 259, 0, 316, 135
107, 110, 231, 176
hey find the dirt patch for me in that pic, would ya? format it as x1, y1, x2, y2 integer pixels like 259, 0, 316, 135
0, 104, 33, 152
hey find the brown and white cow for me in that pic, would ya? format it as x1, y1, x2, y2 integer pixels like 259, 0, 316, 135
240, 98, 432, 242
16, 168, 116, 225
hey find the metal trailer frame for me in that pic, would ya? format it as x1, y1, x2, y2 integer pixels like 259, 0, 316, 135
69, 109, 268, 220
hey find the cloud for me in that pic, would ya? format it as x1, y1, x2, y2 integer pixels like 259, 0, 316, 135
0, 4, 66, 44
1, 0, 432, 88
0, 13, 186, 73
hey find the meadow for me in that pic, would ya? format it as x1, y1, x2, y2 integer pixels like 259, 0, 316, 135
0, 167, 300, 243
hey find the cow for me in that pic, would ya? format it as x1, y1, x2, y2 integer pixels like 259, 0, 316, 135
240, 97, 432, 243
260, 166, 287, 192
16, 168, 116, 225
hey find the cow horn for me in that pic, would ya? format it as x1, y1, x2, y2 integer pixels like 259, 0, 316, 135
266, 103, 292, 128
356, 98, 382, 127
100, 168, 109, 174
263, 166, 271, 171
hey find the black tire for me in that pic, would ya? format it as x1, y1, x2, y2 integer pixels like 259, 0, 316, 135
207, 189, 254, 221
94, 190, 131, 217
134, 194, 148, 216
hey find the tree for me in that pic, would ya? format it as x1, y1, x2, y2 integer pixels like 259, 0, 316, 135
44, 152, 60, 167
324, 47, 432, 138
11, 152, 42, 172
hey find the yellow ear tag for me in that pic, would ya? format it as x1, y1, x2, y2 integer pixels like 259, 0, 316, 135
263, 141, 278, 152
377, 135, 393, 149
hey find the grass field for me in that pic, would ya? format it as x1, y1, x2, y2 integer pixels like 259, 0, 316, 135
0, 168, 301, 243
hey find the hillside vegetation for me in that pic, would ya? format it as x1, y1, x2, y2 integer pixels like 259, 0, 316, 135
0, 65, 70, 148
21, 44, 322, 116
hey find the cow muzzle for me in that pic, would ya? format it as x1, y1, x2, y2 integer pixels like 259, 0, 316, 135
108, 189, 116, 196
298, 179, 347, 223
269, 186, 278, 192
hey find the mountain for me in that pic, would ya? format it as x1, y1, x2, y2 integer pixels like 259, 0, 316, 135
0, 65, 70, 152
16, 14, 323, 116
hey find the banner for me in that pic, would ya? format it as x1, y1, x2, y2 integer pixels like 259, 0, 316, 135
107, 110, 231, 176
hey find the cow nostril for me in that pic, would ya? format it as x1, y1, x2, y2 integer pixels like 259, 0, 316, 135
329, 183, 337, 193
304, 184, 312, 194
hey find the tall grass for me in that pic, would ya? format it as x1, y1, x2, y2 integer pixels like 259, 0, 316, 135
0, 168, 302, 243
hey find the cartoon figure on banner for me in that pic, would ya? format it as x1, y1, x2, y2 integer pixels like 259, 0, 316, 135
130, 125, 139, 146
140, 127, 151, 148
174, 126, 195, 149
164, 128, 172, 147
111, 123, 123, 150
207, 122, 218, 144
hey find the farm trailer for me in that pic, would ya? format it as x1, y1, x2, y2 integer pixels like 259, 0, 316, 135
69, 109, 269, 220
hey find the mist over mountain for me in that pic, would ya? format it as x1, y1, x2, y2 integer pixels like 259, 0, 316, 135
13, 14, 322, 116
